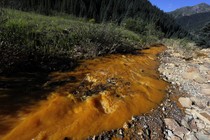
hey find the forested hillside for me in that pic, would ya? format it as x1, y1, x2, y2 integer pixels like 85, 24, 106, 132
3, 0, 188, 38
169, 3, 210, 48
196, 22, 210, 48
175, 12, 210, 32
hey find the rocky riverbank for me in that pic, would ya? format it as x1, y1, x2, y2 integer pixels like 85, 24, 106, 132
89, 44, 210, 140
1, 45, 210, 140
158, 45, 210, 140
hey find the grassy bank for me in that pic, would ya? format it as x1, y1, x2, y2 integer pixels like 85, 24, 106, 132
0, 9, 161, 74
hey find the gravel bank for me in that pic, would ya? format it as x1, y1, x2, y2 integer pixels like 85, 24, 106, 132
158, 45, 210, 140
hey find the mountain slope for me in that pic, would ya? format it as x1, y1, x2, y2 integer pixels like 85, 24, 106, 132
169, 3, 210, 18
176, 12, 210, 32
3, 0, 189, 38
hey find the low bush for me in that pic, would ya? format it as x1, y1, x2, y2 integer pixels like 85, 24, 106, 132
163, 39, 199, 59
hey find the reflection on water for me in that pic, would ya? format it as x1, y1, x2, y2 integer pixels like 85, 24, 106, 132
1, 45, 168, 140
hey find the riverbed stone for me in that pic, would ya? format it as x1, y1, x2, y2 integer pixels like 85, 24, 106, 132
196, 132, 210, 140
190, 97, 205, 109
184, 133, 197, 140
164, 118, 180, 131
196, 121, 205, 130
191, 110, 210, 125
178, 97, 192, 108
199, 65, 209, 71
166, 129, 174, 137
181, 119, 190, 129
174, 126, 189, 139
201, 89, 210, 96
172, 53, 182, 58
123, 122, 129, 130
200, 112, 210, 123
182, 70, 205, 83
170, 135, 181, 140
189, 119, 198, 132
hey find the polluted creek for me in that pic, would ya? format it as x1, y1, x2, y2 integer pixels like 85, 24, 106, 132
2, 46, 168, 140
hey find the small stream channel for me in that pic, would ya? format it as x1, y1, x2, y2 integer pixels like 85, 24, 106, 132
0, 45, 168, 140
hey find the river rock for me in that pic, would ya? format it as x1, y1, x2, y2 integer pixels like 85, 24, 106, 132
200, 84, 210, 89
173, 126, 189, 139
196, 132, 210, 140
173, 53, 182, 58
123, 122, 129, 130
189, 119, 198, 132
184, 133, 198, 140
199, 65, 209, 71
166, 129, 174, 137
190, 97, 205, 109
191, 110, 210, 125
178, 97, 192, 108
164, 118, 180, 131
170, 135, 181, 140
196, 121, 205, 130
181, 119, 190, 129
201, 89, 210, 96
182, 70, 205, 83
168, 63, 175, 68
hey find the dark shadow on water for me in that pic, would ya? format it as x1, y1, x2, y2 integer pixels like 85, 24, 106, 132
0, 57, 81, 135
0, 72, 51, 115
0, 72, 56, 136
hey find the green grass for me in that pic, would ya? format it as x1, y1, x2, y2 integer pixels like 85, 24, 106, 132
0, 9, 158, 74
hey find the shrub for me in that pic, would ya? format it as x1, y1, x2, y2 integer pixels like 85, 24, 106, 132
121, 18, 147, 35
163, 38, 199, 59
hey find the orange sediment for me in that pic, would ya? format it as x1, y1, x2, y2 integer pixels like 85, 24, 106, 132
2, 45, 168, 140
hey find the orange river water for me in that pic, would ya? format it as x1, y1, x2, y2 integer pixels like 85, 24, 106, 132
1, 45, 168, 140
